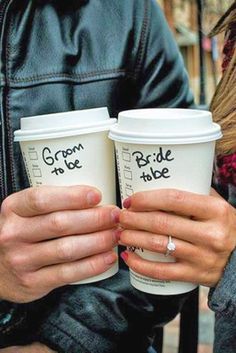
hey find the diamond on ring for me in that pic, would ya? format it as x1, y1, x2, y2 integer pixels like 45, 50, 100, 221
165, 236, 176, 257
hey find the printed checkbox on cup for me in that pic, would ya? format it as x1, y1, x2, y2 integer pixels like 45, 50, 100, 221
125, 187, 134, 197
28, 151, 38, 160
124, 170, 132, 180
32, 168, 42, 178
122, 152, 131, 162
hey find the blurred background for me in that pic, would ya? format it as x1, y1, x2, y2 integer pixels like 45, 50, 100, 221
158, 0, 234, 105
156, 1, 234, 352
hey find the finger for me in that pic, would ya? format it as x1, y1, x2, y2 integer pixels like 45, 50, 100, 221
25, 229, 118, 269
121, 250, 224, 287
18, 206, 120, 242
0, 344, 56, 353
123, 189, 220, 219
210, 187, 223, 198
120, 210, 209, 245
0, 348, 23, 353
119, 230, 198, 261
3, 185, 102, 217
31, 250, 118, 288
120, 251, 198, 283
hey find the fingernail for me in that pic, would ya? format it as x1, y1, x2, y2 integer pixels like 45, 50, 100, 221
113, 229, 122, 243
104, 251, 117, 265
87, 190, 101, 205
123, 197, 131, 209
111, 208, 120, 223
120, 251, 128, 262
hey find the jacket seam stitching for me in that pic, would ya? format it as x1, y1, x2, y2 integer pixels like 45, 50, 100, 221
9, 69, 131, 83
133, 0, 149, 80
5, 7, 16, 194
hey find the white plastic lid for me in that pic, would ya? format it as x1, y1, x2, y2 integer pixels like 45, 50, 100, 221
14, 107, 116, 141
109, 108, 222, 144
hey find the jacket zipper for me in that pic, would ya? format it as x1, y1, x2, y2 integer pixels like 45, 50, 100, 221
0, 0, 13, 202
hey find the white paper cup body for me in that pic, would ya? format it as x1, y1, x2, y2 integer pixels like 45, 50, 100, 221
109, 108, 222, 295
114, 141, 215, 295
14, 108, 118, 284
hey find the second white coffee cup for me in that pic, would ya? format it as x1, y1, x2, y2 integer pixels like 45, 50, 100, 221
14, 107, 118, 284
109, 108, 222, 295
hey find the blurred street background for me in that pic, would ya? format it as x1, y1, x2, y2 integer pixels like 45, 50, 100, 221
158, 0, 234, 105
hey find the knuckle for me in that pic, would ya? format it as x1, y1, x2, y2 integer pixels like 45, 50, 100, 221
94, 208, 108, 229
20, 273, 34, 289
167, 189, 185, 204
49, 212, 67, 235
201, 265, 219, 287
119, 210, 129, 226
0, 223, 15, 245
7, 253, 21, 270
5, 251, 27, 273
99, 232, 111, 251
149, 236, 166, 252
56, 239, 74, 262
216, 200, 230, 219
211, 228, 227, 252
1, 196, 13, 216
132, 192, 145, 206
88, 257, 100, 275
203, 250, 217, 269
27, 187, 46, 213
148, 235, 166, 251
218, 237, 232, 253
121, 229, 132, 243
149, 266, 167, 280
152, 213, 169, 233
4, 255, 32, 289
58, 266, 72, 284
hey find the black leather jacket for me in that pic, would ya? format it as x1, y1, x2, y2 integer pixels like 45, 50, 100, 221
0, 0, 194, 350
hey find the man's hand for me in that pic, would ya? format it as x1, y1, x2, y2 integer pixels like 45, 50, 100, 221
0, 185, 120, 302
119, 188, 236, 287
0, 342, 56, 353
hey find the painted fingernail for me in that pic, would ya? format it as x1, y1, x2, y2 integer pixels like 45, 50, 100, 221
87, 190, 101, 205
111, 208, 120, 223
104, 251, 117, 265
120, 251, 128, 262
123, 197, 131, 209
113, 229, 122, 243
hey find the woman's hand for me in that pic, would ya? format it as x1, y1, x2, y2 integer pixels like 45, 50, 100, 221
0, 185, 120, 303
0, 342, 56, 353
119, 188, 236, 287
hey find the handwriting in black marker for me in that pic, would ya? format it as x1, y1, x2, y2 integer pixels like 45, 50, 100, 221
132, 147, 174, 183
42, 143, 84, 175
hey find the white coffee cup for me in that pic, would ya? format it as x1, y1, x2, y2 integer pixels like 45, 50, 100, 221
14, 107, 118, 284
109, 108, 222, 295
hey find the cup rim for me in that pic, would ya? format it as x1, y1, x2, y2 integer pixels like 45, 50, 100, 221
14, 118, 117, 142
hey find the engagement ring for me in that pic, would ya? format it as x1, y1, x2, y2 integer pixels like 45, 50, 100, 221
165, 236, 176, 257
